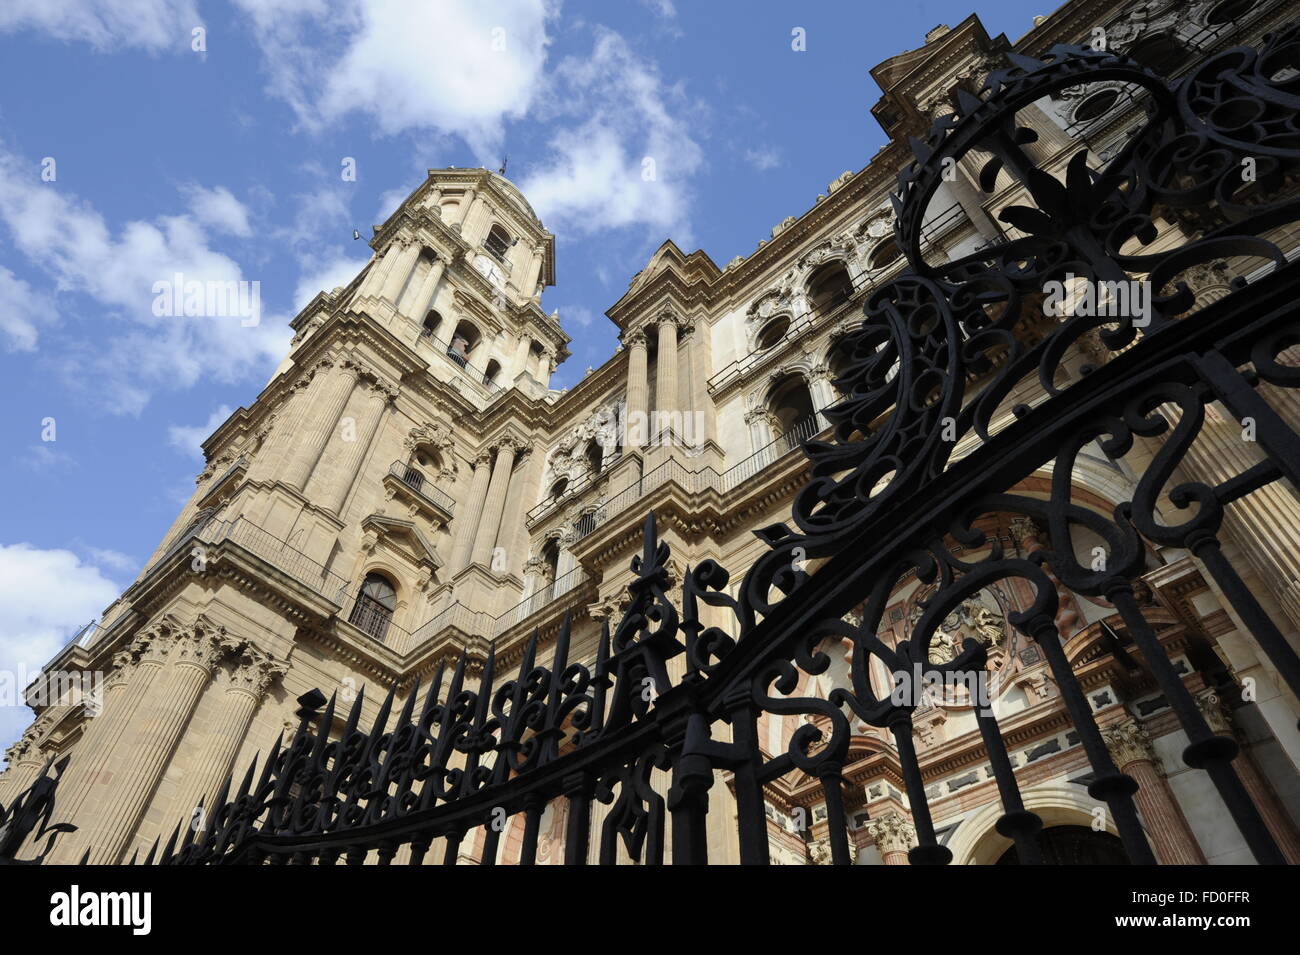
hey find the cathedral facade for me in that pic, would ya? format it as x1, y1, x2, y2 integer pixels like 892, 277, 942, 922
4, 0, 1300, 865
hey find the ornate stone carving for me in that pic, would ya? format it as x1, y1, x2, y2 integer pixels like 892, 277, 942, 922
1195, 688, 1234, 735
1102, 718, 1161, 772
867, 811, 916, 855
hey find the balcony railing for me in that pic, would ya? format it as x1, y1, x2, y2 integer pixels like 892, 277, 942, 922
573, 415, 823, 542
707, 291, 869, 395
404, 565, 591, 649
388, 461, 456, 515
493, 565, 589, 636
525, 451, 625, 527
417, 326, 504, 395
347, 594, 394, 644
201, 515, 352, 605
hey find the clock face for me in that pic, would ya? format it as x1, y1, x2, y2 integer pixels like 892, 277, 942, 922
474, 254, 505, 288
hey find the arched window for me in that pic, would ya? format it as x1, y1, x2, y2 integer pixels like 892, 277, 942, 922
540, 538, 561, 600
827, 337, 855, 396
868, 239, 903, 272
1207, 0, 1254, 24
996, 825, 1128, 865
448, 319, 481, 367
807, 262, 854, 315
585, 438, 604, 475
768, 374, 818, 448
1073, 88, 1119, 124
485, 224, 511, 262
349, 572, 397, 643
756, 315, 790, 351
421, 309, 442, 339
549, 477, 569, 501
483, 359, 501, 386
1127, 34, 1187, 76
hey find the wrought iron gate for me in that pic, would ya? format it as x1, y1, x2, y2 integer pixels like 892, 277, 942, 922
7, 24, 1300, 865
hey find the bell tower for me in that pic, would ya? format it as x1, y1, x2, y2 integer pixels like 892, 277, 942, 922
325, 166, 567, 399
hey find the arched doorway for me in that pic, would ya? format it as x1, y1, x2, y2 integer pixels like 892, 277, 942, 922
996, 825, 1128, 865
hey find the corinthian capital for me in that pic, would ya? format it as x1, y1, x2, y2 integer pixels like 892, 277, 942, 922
867, 811, 916, 855
226, 645, 287, 700
624, 328, 648, 349
1102, 718, 1159, 772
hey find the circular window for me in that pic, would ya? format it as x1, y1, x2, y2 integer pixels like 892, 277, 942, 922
756, 316, 790, 350
1074, 89, 1119, 124
1207, 0, 1254, 26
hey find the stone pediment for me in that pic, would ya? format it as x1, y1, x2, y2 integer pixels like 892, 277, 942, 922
360, 514, 442, 572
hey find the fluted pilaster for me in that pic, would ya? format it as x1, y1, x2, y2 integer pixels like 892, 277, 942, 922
471, 441, 520, 568
282, 362, 358, 492
169, 644, 284, 837
449, 452, 493, 574
654, 318, 679, 441
323, 379, 393, 514
85, 620, 226, 864
625, 330, 649, 449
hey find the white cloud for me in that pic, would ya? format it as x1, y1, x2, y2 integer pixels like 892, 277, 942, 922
80, 545, 137, 573
167, 404, 234, 460
0, 144, 290, 415
0, 266, 55, 351
0, 0, 202, 52
518, 29, 704, 241
744, 146, 783, 171
19, 444, 75, 473
294, 254, 369, 311
559, 305, 597, 329
184, 185, 253, 237
0, 543, 119, 754
232, 0, 555, 157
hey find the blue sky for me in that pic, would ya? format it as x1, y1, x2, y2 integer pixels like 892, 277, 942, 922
0, 0, 1044, 751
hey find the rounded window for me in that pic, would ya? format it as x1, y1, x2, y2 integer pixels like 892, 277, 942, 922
1074, 89, 1119, 123
756, 315, 790, 351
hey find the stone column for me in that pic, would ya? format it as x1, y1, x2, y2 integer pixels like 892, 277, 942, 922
380, 239, 420, 305
449, 452, 493, 573
247, 371, 315, 484
282, 362, 359, 493
471, 440, 519, 568
402, 254, 445, 322
86, 619, 226, 864
654, 318, 679, 441
461, 189, 488, 239
170, 645, 285, 835
360, 243, 401, 298
497, 447, 540, 577
513, 335, 534, 381
867, 810, 915, 865
0, 727, 51, 805
685, 319, 716, 448
1178, 404, 1300, 629
1197, 689, 1300, 863
625, 329, 649, 449
1102, 718, 1206, 865
323, 379, 393, 514
47, 627, 173, 863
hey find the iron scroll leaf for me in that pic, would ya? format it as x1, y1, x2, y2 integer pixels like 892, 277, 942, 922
739, 30, 1300, 629
0, 756, 76, 864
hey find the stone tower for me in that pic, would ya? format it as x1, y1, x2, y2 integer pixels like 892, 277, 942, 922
15, 168, 571, 863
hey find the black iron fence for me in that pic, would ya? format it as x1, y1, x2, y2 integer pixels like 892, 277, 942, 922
7, 26, 1300, 865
